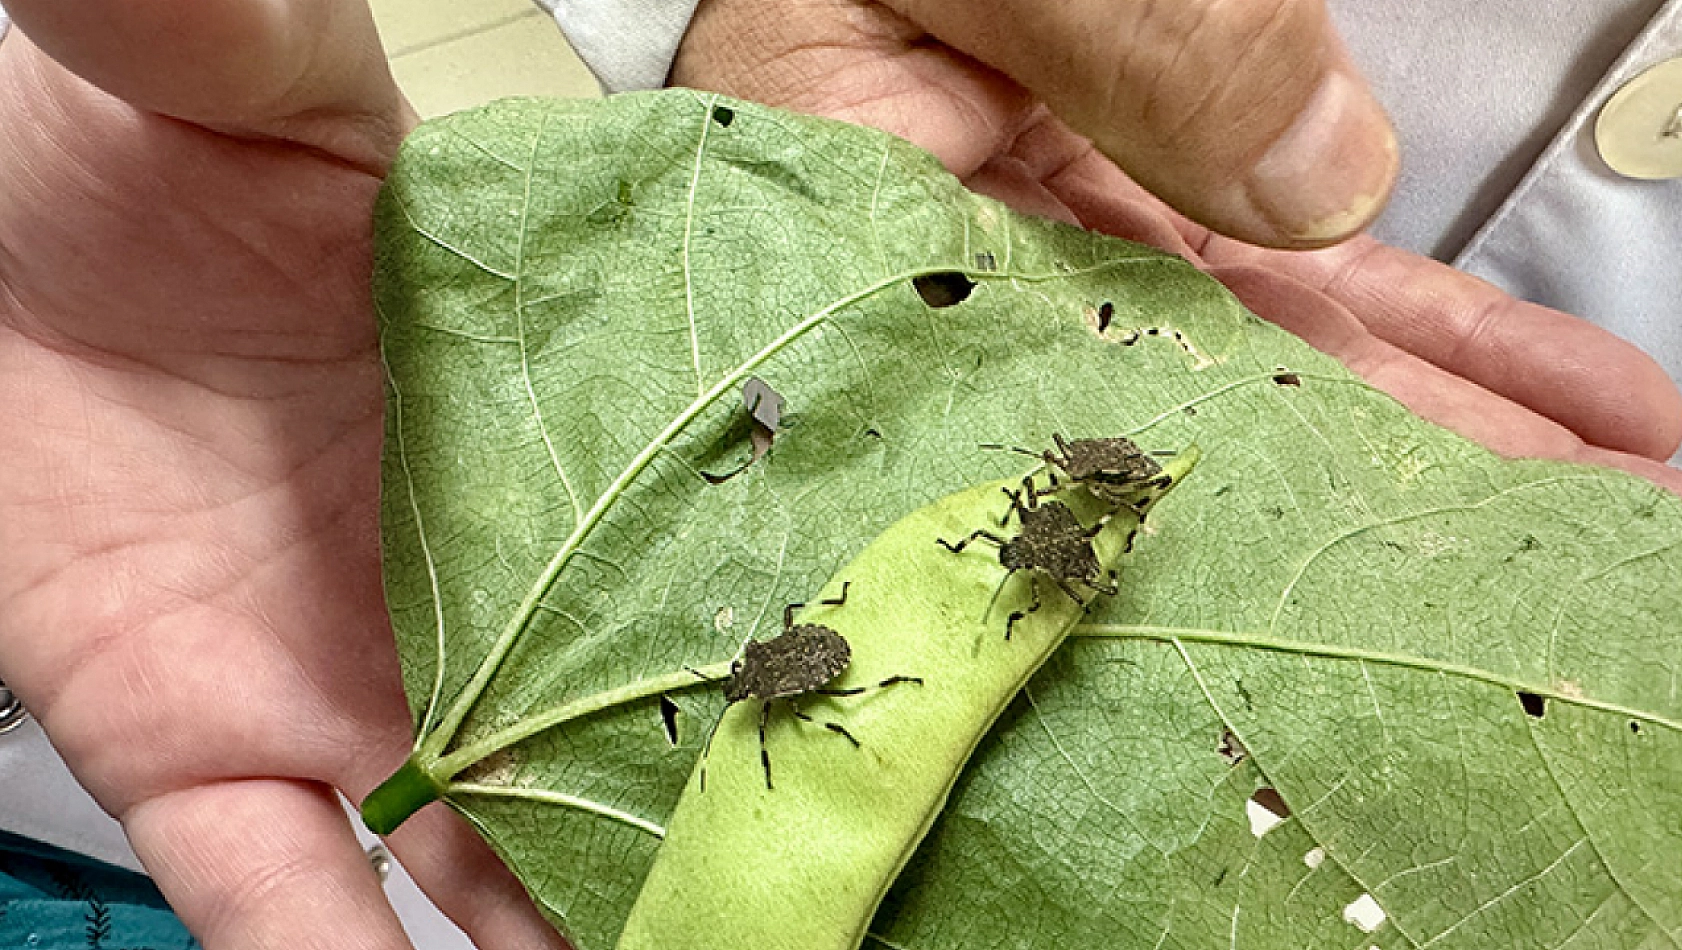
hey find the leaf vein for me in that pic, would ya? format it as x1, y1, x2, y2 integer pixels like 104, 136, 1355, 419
450, 782, 666, 839
514, 110, 585, 529
378, 316, 450, 742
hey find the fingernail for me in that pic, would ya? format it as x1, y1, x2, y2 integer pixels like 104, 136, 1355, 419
1246, 69, 1397, 246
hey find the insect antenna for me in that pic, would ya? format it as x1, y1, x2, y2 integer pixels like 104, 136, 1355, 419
981, 570, 1013, 631
977, 442, 1038, 459
696, 697, 735, 792
977, 442, 1052, 477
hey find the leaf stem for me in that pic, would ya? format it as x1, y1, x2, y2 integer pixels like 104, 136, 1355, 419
1073, 624, 1682, 732
361, 758, 445, 836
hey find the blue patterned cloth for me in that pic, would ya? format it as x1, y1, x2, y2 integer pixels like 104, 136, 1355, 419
0, 832, 195, 950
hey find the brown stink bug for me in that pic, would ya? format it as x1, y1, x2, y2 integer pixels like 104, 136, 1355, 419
985, 434, 1172, 510
937, 481, 1120, 639
697, 582, 921, 790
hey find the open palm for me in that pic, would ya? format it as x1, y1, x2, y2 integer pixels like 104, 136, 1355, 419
0, 5, 561, 949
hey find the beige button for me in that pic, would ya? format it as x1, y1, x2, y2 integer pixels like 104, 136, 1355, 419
1597, 55, 1682, 180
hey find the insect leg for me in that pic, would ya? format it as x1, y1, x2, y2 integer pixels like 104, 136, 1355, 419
1117, 520, 1142, 554
873, 674, 923, 688
783, 580, 852, 629
978, 442, 1040, 462
937, 529, 1005, 554
1050, 576, 1089, 606
1086, 573, 1120, 597
1000, 476, 1044, 525
759, 699, 775, 790
1044, 468, 1063, 493
1004, 573, 1043, 640
814, 674, 924, 698
998, 486, 1022, 527
697, 698, 737, 792
789, 704, 861, 747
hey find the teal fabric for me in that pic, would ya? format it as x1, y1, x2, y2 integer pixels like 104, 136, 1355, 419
0, 832, 195, 950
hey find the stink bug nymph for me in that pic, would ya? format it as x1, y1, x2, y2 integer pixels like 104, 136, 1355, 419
697, 582, 921, 790
937, 480, 1120, 638
986, 433, 1172, 509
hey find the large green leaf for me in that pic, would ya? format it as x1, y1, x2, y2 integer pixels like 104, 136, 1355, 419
369, 91, 1682, 950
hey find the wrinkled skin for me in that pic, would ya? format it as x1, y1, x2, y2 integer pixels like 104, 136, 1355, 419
0, 1, 1678, 949
0, 3, 563, 948
672, 0, 1682, 484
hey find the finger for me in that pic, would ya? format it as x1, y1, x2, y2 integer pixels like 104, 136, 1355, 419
881, 0, 1396, 247
379, 801, 575, 950
673, 0, 1041, 181
1209, 263, 1682, 494
124, 779, 413, 950
342, 745, 571, 950
1201, 235, 1682, 461
1033, 130, 1682, 463
2, 0, 413, 166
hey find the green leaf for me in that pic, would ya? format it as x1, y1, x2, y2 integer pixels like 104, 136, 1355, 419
369, 91, 1682, 950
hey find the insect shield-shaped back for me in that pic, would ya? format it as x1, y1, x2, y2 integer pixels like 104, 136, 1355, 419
725, 626, 852, 703
618, 450, 1197, 950
988, 434, 1175, 510
700, 583, 920, 792
938, 477, 1123, 638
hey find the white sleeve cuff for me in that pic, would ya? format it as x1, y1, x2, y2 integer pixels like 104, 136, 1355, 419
532, 0, 700, 93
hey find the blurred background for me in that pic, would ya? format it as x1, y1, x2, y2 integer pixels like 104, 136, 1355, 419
370, 0, 601, 118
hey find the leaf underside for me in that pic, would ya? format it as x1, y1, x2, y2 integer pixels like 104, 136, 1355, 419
373, 91, 1682, 950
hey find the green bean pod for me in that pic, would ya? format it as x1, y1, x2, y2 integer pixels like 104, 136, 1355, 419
616, 449, 1198, 950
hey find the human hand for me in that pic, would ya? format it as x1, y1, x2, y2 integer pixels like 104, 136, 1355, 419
672, 0, 1682, 491
0, 3, 567, 947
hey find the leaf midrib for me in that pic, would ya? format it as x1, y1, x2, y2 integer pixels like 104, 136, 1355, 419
417, 264, 1114, 764
1074, 624, 1682, 731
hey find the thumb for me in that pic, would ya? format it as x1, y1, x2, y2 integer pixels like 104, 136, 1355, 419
2, 0, 412, 168
888, 0, 1397, 248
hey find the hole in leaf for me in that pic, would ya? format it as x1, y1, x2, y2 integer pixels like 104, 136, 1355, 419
1272, 371, 1302, 387
1631, 720, 1643, 734
1217, 729, 1248, 765
1517, 690, 1546, 718
1246, 787, 1290, 836
1342, 893, 1387, 933
1303, 847, 1326, 869
974, 251, 998, 271
711, 105, 735, 127
1096, 301, 1115, 333
912, 272, 976, 308
659, 695, 681, 745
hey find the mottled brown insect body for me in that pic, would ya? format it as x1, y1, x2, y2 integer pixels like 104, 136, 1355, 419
996, 497, 1112, 594
725, 626, 852, 703
938, 482, 1120, 638
1039, 434, 1166, 505
698, 583, 920, 790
